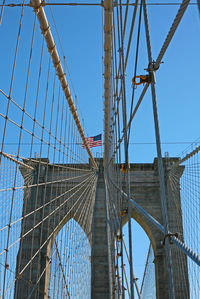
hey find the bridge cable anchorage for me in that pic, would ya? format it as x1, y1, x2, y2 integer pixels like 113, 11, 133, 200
30, 0, 97, 169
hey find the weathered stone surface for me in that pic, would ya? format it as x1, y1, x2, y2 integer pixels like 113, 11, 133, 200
14, 158, 189, 299
91, 159, 110, 298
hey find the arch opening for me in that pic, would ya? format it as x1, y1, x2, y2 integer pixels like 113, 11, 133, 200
47, 219, 91, 299
122, 218, 156, 299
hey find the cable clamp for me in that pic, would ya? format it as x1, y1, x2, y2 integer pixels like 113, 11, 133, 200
146, 60, 162, 72
58, 72, 65, 82
116, 234, 122, 241
132, 74, 151, 86
54, 60, 61, 70
120, 163, 129, 173
41, 25, 50, 37
32, 0, 46, 14
48, 44, 56, 55
17, 273, 22, 279
163, 232, 179, 245
120, 208, 128, 216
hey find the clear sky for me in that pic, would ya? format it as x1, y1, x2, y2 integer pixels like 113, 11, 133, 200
0, 0, 200, 297
1, 1, 200, 161
41, 0, 200, 162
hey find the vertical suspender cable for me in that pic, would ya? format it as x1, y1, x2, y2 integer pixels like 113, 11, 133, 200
118, 1, 134, 298
30, 0, 97, 169
128, 0, 142, 143
104, 0, 113, 166
142, 1, 175, 298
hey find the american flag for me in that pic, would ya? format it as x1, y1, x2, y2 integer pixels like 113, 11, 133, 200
82, 134, 102, 148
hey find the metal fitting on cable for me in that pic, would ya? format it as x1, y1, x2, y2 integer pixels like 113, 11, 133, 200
120, 164, 127, 173
163, 232, 179, 245
120, 162, 129, 173
31, 0, 46, 13
147, 60, 160, 72
116, 234, 122, 241
41, 25, 50, 37
132, 74, 152, 86
120, 208, 128, 217
16, 273, 22, 280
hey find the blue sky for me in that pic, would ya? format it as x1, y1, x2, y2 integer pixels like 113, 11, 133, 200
1, 1, 200, 162
0, 0, 200, 297
43, 1, 200, 162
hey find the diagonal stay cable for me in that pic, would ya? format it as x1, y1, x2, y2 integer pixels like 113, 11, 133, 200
110, 177, 200, 267
30, 0, 97, 169
142, 0, 175, 297
47, 0, 89, 137
123, 264, 131, 298
118, 0, 134, 297
15, 174, 97, 278
112, 0, 190, 160
111, 0, 139, 134
14, 175, 96, 299
0, 173, 95, 255
155, 0, 190, 70
128, 0, 142, 144
27, 187, 92, 299
140, 244, 151, 294
44, 176, 96, 296
122, 236, 142, 299
0, 170, 93, 194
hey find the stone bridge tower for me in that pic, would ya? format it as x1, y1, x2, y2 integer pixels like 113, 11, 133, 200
14, 158, 189, 298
